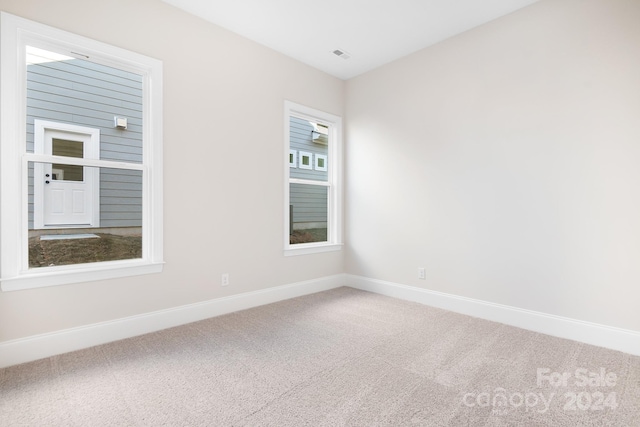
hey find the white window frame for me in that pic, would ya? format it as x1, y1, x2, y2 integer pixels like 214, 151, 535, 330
0, 13, 164, 291
284, 101, 342, 256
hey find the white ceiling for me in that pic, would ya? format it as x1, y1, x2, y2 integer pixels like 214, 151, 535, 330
161, 0, 540, 80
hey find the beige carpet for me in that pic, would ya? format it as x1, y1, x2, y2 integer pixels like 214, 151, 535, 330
1, 287, 638, 426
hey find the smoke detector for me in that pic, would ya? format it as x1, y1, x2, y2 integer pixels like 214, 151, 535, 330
332, 49, 352, 60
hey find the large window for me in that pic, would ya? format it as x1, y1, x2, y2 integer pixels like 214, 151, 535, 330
0, 13, 163, 291
285, 101, 342, 255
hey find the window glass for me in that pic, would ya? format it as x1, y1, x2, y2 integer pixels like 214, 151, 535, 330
1, 13, 163, 291
289, 117, 328, 182
52, 139, 84, 181
26, 45, 143, 163
24, 45, 145, 268
289, 183, 328, 244
28, 162, 143, 268
285, 102, 342, 254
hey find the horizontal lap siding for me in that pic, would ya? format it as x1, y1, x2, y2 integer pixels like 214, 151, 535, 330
100, 169, 142, 226
27, 57, 143, 229
290, 184, 327, 223
289, 117, 328, 226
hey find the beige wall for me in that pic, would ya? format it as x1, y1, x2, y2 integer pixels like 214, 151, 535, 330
2, 0, 639, 345
345, 0, 640, 331
0, 0, 344, 342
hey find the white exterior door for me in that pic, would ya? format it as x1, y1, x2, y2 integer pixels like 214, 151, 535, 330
34, 121, 100, 229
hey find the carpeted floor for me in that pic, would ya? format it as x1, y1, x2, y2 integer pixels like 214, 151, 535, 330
1, 287, 638, 426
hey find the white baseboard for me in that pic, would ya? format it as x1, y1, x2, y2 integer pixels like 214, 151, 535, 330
3, 273, 637, 369
0, 275, 345, 369
345, 274, 640, 357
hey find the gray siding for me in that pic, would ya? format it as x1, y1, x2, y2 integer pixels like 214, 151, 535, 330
27, 56, 143, 229
290, 183, 328, 224
289, 117, 328, 228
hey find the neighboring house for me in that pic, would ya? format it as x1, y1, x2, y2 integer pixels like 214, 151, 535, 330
289, 116, 328, 231
26, 48, 143, 235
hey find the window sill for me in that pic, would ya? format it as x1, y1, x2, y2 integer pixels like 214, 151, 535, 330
0, 261, 164, 291
284, 243, 343, 257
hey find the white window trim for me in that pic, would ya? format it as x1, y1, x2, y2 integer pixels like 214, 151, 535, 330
0, 12, 164, 291
284, 101, 343, 256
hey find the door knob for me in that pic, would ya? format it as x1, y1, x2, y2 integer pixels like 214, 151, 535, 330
45, 174, 50, 177
45, 180, 50, 184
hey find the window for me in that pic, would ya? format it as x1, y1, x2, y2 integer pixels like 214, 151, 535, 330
289, 149, 297, 168
315, 154, 328, 172
0, 13, 163, 291
299, 151, 313, 170
285, 101, 342, 255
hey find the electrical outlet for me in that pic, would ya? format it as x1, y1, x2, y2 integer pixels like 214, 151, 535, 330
418, 268, 426, 280
221, 273, 229, 286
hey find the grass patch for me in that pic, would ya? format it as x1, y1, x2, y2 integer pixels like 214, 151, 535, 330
29, 233, 142, 268
289, 228, 327, 244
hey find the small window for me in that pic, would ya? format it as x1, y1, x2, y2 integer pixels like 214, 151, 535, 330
315, 154, 327, 172
289, 150, 297, 168
285, 101, 342, 256
299, 151, 313, 170
50, 135, 92, 178
0, 13, 163, 291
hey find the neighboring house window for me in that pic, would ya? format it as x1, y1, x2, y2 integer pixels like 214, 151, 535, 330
285, 101, 342, 255
289, 150, 297, 168
315, 154, 328, 172
0, 13, 163, 291
299, 151, 313, 170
